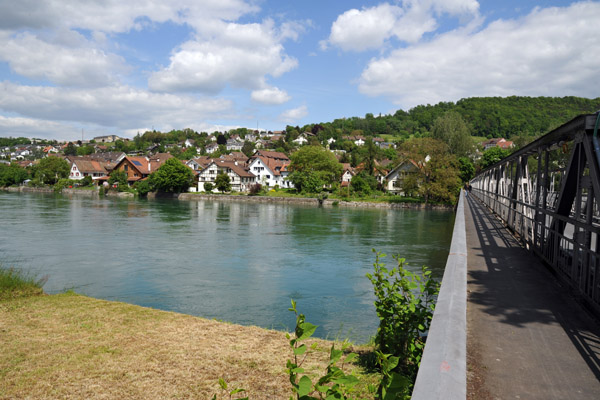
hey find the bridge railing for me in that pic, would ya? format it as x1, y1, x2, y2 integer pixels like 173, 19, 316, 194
470, 113, 600, 316
412, 190, 467, 400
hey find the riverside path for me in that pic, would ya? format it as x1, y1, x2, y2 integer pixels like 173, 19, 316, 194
465, 193, 600, 399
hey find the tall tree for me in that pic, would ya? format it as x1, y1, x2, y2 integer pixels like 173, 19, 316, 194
288, 146, 343, 193
400, 138, 461, 204
431, 111, 473, 157
34, 156, 70, 184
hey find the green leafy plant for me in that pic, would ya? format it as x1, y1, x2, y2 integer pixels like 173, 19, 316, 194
286, 299, 361, 400
366, 251, 439, 396
211, 378, 248, 400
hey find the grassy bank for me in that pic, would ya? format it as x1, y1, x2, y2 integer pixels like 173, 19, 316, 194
0, 291, 377, 399
0, 266, 45, 301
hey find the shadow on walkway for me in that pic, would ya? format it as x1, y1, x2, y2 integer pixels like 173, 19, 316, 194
465, 194, 600, 399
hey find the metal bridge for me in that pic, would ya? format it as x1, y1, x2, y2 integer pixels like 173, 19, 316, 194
471, 112, 600, 315
412, 113, 600, 400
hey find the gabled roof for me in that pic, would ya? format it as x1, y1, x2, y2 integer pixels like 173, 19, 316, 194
70, 157, 112, 174
253, 150, 290, 161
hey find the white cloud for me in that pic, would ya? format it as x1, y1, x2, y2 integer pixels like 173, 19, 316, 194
0, 115, 81, 139
322, 1, 479, 52
149, 19, 299, 94
0, 82, 233, 131
359, 2, 600, 108
251, 86, 291, 105
0, 31, 128, 87
279, 105, 308, 123
0, 0, 256, 33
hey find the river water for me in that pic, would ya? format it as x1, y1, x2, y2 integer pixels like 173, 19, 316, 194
0, 191, 455, 343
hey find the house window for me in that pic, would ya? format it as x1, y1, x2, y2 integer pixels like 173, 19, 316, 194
266, 175, 270, 179
124, 165, 128, 171
76, 172, 79, 176
73, 166, 76, 171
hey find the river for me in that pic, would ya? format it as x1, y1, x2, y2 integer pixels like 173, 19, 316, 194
0, 191, 455, 343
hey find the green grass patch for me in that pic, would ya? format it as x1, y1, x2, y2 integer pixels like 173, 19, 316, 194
0, 266, 45, 301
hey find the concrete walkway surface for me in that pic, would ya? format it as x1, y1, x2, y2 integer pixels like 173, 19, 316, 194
465, 195, 600, 399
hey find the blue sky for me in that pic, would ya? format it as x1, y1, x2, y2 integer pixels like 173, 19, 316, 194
0, 0, 598, 141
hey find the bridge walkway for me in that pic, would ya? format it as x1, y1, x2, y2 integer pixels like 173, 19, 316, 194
465, 193, 600, 399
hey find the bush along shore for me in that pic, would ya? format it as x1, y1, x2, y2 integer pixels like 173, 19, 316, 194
1, 251, 439, 399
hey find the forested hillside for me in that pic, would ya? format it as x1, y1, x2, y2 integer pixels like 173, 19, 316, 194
308, 96, 600, 140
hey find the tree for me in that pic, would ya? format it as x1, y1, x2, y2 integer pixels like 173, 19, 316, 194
400, 138, 461, 204
108, 169, 128, 188
478, 146, 511, 170
458, 157, 475, 183
241, 140, 255, 158
288, 146, 343, 193
64, 142, 77, 156
34, 156, 70, 185
431, 111, 473, 157
215, 172, 231, 193
77, 145, 94, 156
0, 163, 29, 186
149, 158, 195, 193
216, 134, 227, 145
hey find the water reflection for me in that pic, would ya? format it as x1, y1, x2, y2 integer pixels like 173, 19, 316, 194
0, 192, 454, 343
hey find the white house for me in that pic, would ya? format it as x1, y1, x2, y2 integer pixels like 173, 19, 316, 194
384, 160, 421, 195
68, 157, 112, 181
197, 160, 255, 192
248, 150, 292, 188
226, 138, 244, 151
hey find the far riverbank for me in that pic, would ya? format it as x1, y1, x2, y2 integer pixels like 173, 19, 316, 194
2, 185, 454, 210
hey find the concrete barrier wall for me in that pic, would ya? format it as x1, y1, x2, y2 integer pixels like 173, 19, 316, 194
412, 191, 466, 399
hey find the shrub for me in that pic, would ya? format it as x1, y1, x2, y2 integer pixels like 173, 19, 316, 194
204, 182, 214, 192
366, 251, 440, 396
248, 183, 262, 196
134, 179, 152, 196
81, 175, 93, 187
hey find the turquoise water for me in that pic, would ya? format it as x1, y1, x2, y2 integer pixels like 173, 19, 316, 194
0, 191, 454, 343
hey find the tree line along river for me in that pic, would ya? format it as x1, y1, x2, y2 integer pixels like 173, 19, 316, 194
0, 191, 455, 343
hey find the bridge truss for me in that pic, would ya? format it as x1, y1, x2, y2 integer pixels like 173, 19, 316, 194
471, 113, 600, 315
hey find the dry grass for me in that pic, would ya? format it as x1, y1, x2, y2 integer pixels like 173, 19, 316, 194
0, 292, 376, 399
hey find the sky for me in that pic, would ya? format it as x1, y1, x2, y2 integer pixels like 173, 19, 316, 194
0, 0, 598, 141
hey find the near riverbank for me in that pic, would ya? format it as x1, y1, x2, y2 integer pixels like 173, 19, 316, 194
0, 292, 376, 399
2, 186, 453, 210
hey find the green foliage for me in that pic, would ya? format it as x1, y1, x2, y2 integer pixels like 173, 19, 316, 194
204, 182, 214, 192
286, 300, 361, 400
80, 175, 94, 187
64, 142, 77, 156
134, 179, 152, 196
478, 146, 511, 170
431, 111, 473, 157
215, 172, 231, 193
241, 141, 256, 158
211, 378, 248, 400
0, 265, 46, 300
0, 163, 29, 186
108, 169, 128, 189
400, 138, 461, 204
76, 145, 95, 156
34, 156, 70, 185
149, 158, 195, 193
350, 173, 372, 195
366, 251, 440, 394
54, 178, 78, 192
288, 146, 342, 193
458, 157, 475, 183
